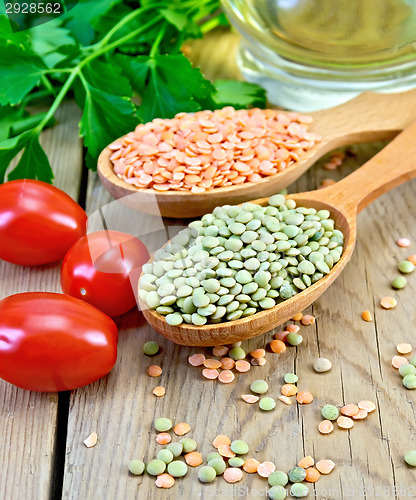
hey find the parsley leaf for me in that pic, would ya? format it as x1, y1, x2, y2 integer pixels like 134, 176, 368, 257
0, 131, 53, 183
78, 75, 138, 169
63, 0, 125, 45
118, 53, 216, 122
0, 106, 24, 141
0, 41, 46, 105
8, 133, 53, 182
212, 80, 267, 109
30, 20, 78, 68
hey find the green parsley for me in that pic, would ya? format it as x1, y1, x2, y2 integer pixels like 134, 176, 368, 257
0, 0, 266, 182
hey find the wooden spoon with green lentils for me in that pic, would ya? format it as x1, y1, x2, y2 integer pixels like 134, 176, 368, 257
139, 194, 343, 327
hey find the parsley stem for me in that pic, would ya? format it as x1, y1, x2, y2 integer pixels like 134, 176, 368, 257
150, 24, 167, 58
41, 75, 56, 97
200, 15, 224, 34
79, 16, 163, 70
34, 16, 161, 135
97, 5, 164, 48
35, 69, 80, 133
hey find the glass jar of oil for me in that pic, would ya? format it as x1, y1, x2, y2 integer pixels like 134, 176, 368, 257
221, 0, 416, 111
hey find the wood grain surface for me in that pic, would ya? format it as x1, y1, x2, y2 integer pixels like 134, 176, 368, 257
1, 30, 416, 500
0, 102, 83, 500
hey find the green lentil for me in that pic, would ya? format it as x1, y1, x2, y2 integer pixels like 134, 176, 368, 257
235, 270, 252, 284
392, 276, 407, 289
290, 483, 309, 498
191, 313, 207, 325
157, 449, 174, 464
399, 364, 416, 377
404, 450, 416, 466
198, 465, 217, 483
298, 260, 315, 275
156, 306, 174, 315
321, 405, 339, 420
284, 373, 298, 384
177, 285, 193, 297
143, 341, 159, 356
250, 380, 269, 394
409, 356, 416, 367
268, 486, 288, 500
180, 438, 197, 453
155, 418, 173, 432
146, 459, 166, 476
268, 471, 289, 487
403, 374, 416, 389
288, 467, 307, 483
207, 452, 222, 462
279, 284, 293, 299
269, 194, 286, 206
167, 442, 183, 457
159, 295, 176, 306
229, 347, 246, 360
128, 460, 145, 475
166, 312, 183, 326
398, 260, 415, 273
208, 458, 227, 475
259, 397, 276, 411
167, 461, 188, 478
228, 457, 245, 467
287, 332, 303, 346
230, 440, 249, 455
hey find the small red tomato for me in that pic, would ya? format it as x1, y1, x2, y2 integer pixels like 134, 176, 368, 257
61, 230, 150, 317
0, 292, 118, 392
0, 179, 87, 266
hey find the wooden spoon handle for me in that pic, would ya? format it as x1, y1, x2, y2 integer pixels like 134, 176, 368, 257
310, 88, 416, 147
319, 120, 416, 214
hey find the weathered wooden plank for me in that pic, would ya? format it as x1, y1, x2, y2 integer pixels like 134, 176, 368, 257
62, 31, 416, 500
0, 102, 83, 500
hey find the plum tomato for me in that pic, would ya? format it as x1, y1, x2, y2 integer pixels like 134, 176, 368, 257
0, 179, 87, 266
61, 230, 150, 317
0, 292, 118, 392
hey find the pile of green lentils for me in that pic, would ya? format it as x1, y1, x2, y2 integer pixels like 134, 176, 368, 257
139, 194, 344, 326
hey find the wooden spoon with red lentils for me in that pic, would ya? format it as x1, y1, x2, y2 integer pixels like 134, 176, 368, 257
98, 89, 416, 217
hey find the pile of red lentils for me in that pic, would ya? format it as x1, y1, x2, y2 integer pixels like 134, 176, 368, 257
109, 107, 319, 193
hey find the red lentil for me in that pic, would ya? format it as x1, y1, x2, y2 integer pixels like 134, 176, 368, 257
270, 339, 286, 354
235, 360, 251, 372
148, 365, 162, 377
243, 458, 260, 473
188, 353, 206, 366
173, 423, 191, 436
305, 468, 321, 483
257, 461, 276, 478
213, 435, 231, 448
155, 473, 175, 488
223, 467, 243, 483
361, 310, 372, 322
218, 370, 235, 384
153, 386, 166, 397
241, 394, 260, 404
156, 433, 172, 445
298, 456, 314, 469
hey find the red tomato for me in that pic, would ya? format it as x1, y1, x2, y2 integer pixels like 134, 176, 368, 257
61, 230, 150, 317
0, 179, 87, 266
0, 292, 118, 392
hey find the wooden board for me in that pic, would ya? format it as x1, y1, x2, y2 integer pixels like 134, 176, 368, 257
0, 102, 83, 500
61, 31, 416, 500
